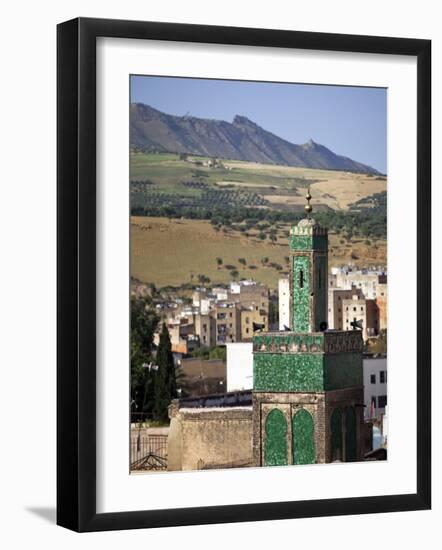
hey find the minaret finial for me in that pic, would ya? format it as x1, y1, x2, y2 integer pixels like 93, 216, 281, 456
305, 187, 313, 217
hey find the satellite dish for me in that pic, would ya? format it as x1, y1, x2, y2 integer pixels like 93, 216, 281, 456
319, 321, 328, 332
253, 322, 265, 332
350, 319, 363, 330
283, 324, 290, 331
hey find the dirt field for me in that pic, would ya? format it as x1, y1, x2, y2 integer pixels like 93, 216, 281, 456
223, 160, 386, 209
131, 217, 386, 290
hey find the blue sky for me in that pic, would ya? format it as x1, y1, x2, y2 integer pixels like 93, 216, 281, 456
131, 75, 387, 173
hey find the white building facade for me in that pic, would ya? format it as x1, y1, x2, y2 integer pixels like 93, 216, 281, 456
226, 342, 253, 392
278, 277, 290, 331
363, 356, 387, 420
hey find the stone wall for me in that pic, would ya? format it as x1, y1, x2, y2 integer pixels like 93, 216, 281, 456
167, 401, 253, 471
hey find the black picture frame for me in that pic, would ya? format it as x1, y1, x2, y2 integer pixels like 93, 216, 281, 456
57, 17, 431, 532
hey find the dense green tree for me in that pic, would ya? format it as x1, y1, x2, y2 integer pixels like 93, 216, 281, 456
197, 274, 210, 285
130, 192, 386, 241
153, 323, 177, 422
130, 297, 159, 419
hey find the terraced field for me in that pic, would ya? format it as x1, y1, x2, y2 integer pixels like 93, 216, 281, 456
130, 152, 387, 213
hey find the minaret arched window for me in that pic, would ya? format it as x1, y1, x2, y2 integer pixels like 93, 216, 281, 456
299, 269, 304, 288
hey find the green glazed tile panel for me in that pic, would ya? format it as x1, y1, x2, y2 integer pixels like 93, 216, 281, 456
289, 234, 328, 251
292, 409, 315, 464
254, 352, 324, 392
289, 234, 313, 251
345, 407, 357, 462
293, 255, 311, 332
324, 353, 363, 390
264, 409, 288, 466
314, 254, 328, 331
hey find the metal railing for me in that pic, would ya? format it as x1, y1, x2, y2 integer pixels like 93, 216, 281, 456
130, 435, 168, 471
130, 411, 155, 424
177, 389, 252, 409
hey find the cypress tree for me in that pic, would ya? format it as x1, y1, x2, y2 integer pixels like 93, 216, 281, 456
130, 296, 159, 419
153, 323, 177, 422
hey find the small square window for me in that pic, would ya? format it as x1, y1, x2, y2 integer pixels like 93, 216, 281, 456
378, 395, 387, 408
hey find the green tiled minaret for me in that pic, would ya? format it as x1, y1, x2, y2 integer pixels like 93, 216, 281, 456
252, 190, 365, 466
289, 188, 328, 333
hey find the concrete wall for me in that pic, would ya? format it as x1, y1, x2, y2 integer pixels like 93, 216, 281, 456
168, 402, 253, 471
226, 342, 253, 392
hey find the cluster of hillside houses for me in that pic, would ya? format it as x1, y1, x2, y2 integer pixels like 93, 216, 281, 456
152, 265, 386, 356
153, 280, 269, 354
